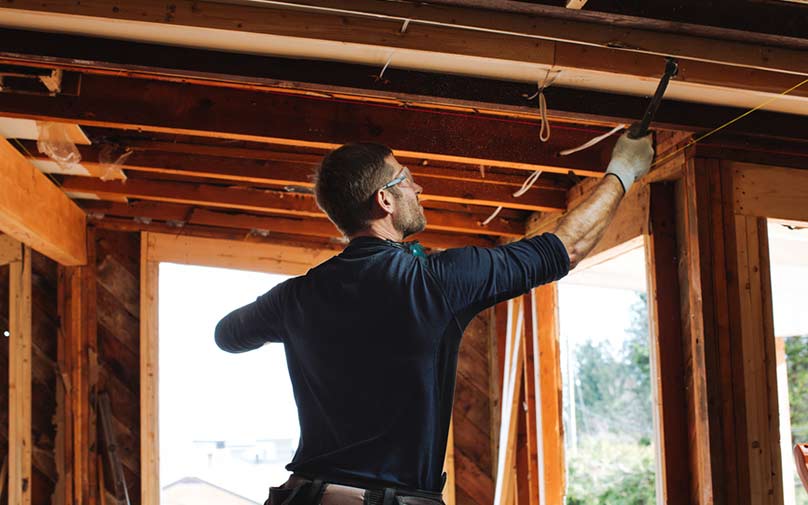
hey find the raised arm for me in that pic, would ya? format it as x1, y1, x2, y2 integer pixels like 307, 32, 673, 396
215, 284, 286, 353
553, 133, 654, 268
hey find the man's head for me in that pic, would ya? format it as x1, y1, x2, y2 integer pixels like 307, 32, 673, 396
314, 143, 426, 239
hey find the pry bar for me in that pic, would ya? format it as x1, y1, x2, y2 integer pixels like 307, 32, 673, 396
627, 58, 679, 139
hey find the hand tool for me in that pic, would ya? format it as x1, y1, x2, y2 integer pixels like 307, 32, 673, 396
627, 58, 679, 139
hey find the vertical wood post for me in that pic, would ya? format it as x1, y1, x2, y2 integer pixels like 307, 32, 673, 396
58, 227, 98, 505
534, 283, 565, 505
443, 420, 456, 505
676, 158, 783, 505
520, 292, 540, 505
9, 242, 31, 505
645, 182, 692, 504
140, 233, 160, 505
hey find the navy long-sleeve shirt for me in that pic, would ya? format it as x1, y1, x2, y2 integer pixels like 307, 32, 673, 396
214, 233, 570, 492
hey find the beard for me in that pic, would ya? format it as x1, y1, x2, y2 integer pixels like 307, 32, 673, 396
393, 194, 427, 239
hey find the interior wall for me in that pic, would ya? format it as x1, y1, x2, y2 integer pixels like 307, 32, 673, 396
0, 251, 60, 505
453, 308, 496, 505
95, 229, 141, 503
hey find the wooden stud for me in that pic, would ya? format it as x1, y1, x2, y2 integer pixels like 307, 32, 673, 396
494, 297, 524, 505
0, 234, 22, 265
565, 0, 588, 9
0, 138, 86, 265
140, 233, 160, 505
8, 241, 32, 505
443, 419, 456, 505
644, 182, 691, 504
521, 292, 540, 505
533, 283, 565, 505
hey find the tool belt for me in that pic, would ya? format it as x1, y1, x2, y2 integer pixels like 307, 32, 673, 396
266, 474, 445, 505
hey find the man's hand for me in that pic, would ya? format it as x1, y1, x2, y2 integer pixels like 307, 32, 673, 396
604, 133, 655, 193
553, 130, 655, 269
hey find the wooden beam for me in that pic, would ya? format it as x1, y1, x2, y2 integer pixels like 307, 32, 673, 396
733, 162, 808, 222
144, 232, 338, 275
8, 241, 32, 505
644, 182, 691, 504
61, 176, 525, 238
565, 0, 588, 9
40, 146, 566, 212
80, 201, 494, 250
2, 29, 805, 141
140, 233, 160, 505
0, 138, 86, 265
0, 234, 22, 265
2, 0, 806, 83
533, 283, 565, 505
0, 73, 607, 178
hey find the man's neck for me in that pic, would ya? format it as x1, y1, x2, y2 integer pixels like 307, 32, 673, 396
349, 220, 404, 243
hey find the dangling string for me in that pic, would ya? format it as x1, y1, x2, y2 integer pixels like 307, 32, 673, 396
558, 124, 626, 156
527, 69, 561, 143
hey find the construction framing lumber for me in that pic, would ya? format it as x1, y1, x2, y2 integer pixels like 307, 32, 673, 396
62, 177, 524, 238
0, 138, 87, 265
565, 0, 588, 9
0, 234, 22, 265
140, 233, 160, 505
144, 232, 338, 275
8, 242, 32, 505
733, 162, 808, 222
494, 297, 524, 505
2, 0, 806, 82
80, 201, 494, 250
521, 292, 540, 505
533, 283, 565, 505
2, 29, 805, 141
443, 421, 456, 505
0, 74, 606, 178
645, 182, 690, 504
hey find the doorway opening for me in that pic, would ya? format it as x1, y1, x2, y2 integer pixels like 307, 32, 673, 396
158, 262, 297, 505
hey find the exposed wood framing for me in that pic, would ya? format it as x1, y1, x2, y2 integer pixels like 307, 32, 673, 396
2, 0, 806, 87
520, 292, 539, 505
59, 228, 99, 505
27, 144, 568, 213
494, 297, 524, 505
0, 138, 86, 265
733, 162, 808, 222
8, 241, 32, 505
676, 158, 783, 504
0, 74, 606, 178
0, 234, 22, 265
140, 233, 160, 505
443, 420, 456, 505
61, 176, 525, 238
144, 233, 337, 276
533, 283, 565, 505
2, 29, 804, 141
645, 182, 691, 504
565, 0, 588, 9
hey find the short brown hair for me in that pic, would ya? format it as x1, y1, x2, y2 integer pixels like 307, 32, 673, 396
314, 143, 395, 236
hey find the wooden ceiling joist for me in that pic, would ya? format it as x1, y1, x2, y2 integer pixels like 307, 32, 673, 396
60, 176, 524, 238
1, 29, 805, 140
0, 138, 86, 265
0, 73, 608, 177
2, 0, 806, 79
79, 200, 494, 249
20, 143, 567, 212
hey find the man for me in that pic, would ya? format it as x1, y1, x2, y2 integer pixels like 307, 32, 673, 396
215, 133, 654, 505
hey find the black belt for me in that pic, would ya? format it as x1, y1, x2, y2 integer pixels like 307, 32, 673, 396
272, 473, 444, 505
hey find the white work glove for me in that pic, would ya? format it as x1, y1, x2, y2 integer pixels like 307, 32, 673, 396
605, 132, 655, 193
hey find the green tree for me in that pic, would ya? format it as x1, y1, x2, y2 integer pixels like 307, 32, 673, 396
786, 335, 808, 444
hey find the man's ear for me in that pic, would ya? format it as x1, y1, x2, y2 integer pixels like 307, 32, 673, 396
374, 189, 396, 215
